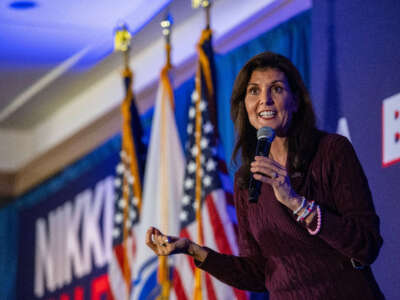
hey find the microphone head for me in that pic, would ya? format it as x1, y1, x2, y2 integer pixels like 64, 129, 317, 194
257, 127, 275, 142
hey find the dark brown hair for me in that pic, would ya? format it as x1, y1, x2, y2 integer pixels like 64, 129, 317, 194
231, 52, 319, 189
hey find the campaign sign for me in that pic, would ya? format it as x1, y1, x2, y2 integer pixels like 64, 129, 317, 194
16, 152, 118, 300
382, 92, 400, 167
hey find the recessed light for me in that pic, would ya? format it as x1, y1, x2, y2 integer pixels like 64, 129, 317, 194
9, 1, 37, 9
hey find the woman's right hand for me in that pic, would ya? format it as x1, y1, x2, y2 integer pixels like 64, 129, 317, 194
145, 227, 209, 262
145, 227, 191, 256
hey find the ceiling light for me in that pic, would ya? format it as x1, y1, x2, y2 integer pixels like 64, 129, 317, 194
9, 0, 37, 10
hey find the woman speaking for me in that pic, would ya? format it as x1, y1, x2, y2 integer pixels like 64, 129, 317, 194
146, 52, 384, 299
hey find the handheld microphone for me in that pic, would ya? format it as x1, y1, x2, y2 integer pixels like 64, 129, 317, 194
248, 127, 275, 203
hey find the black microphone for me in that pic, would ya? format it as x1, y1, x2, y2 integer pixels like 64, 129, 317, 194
248, 127, 275, 203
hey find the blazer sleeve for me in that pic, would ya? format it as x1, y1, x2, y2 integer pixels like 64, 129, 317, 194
194, 174, 267, 292
316, 135, 383, 266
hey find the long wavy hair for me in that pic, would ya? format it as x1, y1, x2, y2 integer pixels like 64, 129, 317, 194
231, 52, 319, 189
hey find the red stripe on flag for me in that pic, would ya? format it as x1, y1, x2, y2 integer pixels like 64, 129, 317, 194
113, 244, 125, 273
187, 253, 196, 272
180, 227, 191, 239
173, 268, 189, 300
106, 287, 115, 300
130, 231, 137, 258
205, 272, 218, 300
233, 288, 249, 300
205, 193, 233, 255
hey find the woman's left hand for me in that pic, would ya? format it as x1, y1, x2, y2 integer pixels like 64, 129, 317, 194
250, 156, 299, 210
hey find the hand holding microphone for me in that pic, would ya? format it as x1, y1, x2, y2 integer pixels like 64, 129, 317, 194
249, 127, 300, 211
248, 127, 275, 203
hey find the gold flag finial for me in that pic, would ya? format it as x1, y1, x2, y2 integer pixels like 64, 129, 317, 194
114, 23, 132, 53
161, 13, 173, 41
192, 0, 211, 28
192, 0, 210, 9
114, 23, 132, 69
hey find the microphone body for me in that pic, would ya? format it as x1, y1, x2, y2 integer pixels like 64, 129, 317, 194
248, 127, 275, 203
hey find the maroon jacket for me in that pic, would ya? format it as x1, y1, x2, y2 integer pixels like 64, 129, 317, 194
196, 133, 384, 300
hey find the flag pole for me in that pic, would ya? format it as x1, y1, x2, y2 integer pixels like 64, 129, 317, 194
158, 14, 174, 300
205, 0, 211, 29
192, 2, 213, 299
113, 24, 137, 300
160, 14, 174, 108
114, 24, 143, 212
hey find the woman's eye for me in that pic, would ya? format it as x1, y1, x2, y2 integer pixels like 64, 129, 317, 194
272, 85, 283, 93
247, 87, 259, 95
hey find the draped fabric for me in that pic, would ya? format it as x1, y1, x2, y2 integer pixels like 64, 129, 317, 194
132, 62, 185, 300
0, 11, 310, 300
108, 67, 146, 300
171, 27, 248, 300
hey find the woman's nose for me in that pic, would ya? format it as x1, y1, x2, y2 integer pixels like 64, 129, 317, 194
260, 89, 273, 105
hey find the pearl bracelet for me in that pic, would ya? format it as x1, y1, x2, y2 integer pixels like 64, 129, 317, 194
307, 205, 322, 235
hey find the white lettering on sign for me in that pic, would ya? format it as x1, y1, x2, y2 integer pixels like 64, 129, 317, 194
34, 176, 114, 297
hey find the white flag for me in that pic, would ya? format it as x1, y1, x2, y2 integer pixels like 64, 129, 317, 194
132, 67, 185, 299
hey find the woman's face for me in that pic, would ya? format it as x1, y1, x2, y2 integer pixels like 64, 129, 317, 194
244, 68, 297, 135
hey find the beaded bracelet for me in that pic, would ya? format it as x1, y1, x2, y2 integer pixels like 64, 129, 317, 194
293, 196, 306, 215
307, 205, 322, 235
296, 200, 315, 222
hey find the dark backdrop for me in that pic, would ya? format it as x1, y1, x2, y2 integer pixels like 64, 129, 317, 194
311, 1, 400, 298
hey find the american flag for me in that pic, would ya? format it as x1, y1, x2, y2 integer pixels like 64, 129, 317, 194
172, 28, 248, 300
108, 67, 146, 300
